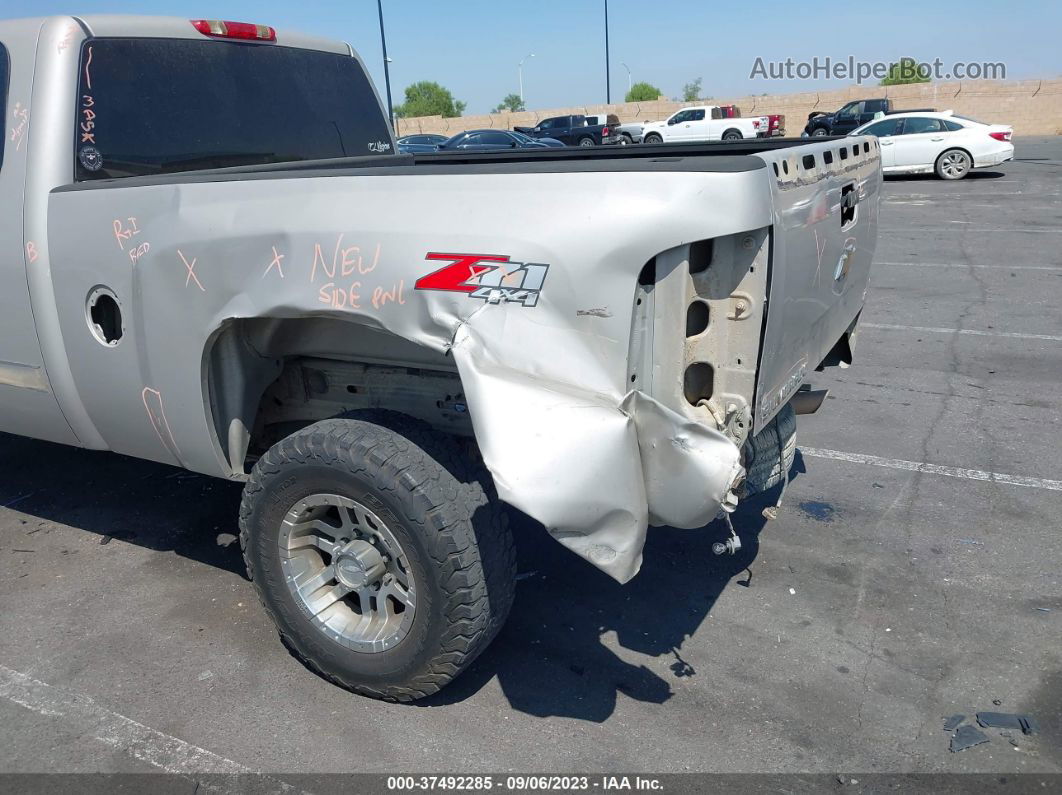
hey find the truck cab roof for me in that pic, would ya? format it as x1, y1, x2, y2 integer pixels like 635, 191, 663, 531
0, 15, 351, 55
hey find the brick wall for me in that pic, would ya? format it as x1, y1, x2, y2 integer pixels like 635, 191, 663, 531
395, 79, 1062, 138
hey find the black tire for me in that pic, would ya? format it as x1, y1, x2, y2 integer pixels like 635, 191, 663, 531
577, 137, 595, 147
722, 129, 742, 141
643, 133, 662, 145
239, 412, 516, 701
811, 127, 829, 137
740, 403, 796, 496
620, 132, 633, 146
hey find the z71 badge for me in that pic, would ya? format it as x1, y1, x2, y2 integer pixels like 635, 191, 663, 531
415, 253, 549, 308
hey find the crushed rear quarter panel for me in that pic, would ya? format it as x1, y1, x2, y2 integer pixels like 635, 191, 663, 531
47, 166, 778, 581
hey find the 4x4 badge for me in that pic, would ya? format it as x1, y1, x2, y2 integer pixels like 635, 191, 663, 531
415, 253, 549, 307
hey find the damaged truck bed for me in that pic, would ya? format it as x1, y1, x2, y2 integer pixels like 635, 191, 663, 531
2, 15, 880, 700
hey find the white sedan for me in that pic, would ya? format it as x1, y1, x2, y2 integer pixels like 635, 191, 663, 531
850, 111, 1014, 180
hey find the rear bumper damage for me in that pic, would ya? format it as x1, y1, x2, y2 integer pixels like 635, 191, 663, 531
451, 324, 743, 583
46, 144, 875, 587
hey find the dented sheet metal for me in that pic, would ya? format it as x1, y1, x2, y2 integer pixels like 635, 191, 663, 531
44, 166, 775, 583
452, 324, 742, 582
37, 129, 877, 582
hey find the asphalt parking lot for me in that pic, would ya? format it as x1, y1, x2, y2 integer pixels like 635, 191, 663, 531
1, 137, 1060, 779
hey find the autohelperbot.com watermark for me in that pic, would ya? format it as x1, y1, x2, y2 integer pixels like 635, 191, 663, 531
749, 56, 1006, 83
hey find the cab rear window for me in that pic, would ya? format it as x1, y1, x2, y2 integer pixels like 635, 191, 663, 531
74, 38, 393, 181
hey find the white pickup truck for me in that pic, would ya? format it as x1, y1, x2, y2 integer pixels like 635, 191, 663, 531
0, 14, 880, 701
642, 105, 769, 143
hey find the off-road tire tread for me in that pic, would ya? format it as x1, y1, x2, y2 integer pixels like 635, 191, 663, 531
741, 403, 797, 495
239, 412, 515, 702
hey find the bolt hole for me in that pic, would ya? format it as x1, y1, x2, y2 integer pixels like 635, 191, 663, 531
683, 363, 714, 406
346, 385, 358, 394
630, 374, 637, 382
686, 301, 710, 337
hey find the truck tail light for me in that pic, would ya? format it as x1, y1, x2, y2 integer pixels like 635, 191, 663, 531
753, 120, 761, 128
191, 19, 277, 41
988, 131, 1011, 142
602, 126, 610, 136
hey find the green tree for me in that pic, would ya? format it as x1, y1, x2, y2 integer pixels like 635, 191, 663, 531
625, 81, 662, 102
492, 94, 526, 113
880, 57, 931, 85
394, 81, 466, 118
682, 77, 702, 102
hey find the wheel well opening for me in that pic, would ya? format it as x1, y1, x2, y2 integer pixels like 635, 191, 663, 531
205, 317, 475, 475
937, 146, 973, 164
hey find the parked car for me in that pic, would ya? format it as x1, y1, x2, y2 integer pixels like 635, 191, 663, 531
396, 133, 448, 154
803, 99, 937, 137
436, 129, 562, 151
2, 13, 879, 701
850, 111, 1014, 179
514, 114, 619, 147
517, 131, 566, 148
716, 104, 784, 137
584, 114, 643, 145
641, 105, 765, 143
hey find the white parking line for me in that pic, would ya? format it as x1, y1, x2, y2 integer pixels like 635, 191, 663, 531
0, 664, 296, 790
863, 322, 1062, 342
800, 448, 1062, 492
880, 227, 1062, 234
884, 191, 1028, 198
875, 261, 1062, 271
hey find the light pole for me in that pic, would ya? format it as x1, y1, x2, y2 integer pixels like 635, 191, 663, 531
376, 0, 394, 128
604, 0, 611, 103
621, 62, 631, 94
518, 53, 535, 104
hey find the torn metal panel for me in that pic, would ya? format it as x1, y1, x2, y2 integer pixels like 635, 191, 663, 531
620, 391, 742, 530
43, 166, 775, 582
36, 116, 877, 583
449, 345, 742, 581
453, 328, 650, 582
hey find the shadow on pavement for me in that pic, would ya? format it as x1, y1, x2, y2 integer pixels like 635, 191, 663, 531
885, 170, 1007, 181
0, 432, 247, 578
0, 431, 806, 722
421, 455, 809, 720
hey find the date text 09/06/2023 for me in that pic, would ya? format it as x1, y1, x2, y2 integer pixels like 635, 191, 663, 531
386, 775, 664, 791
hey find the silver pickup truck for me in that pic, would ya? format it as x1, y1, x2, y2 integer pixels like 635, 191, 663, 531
0, 15, 880, 701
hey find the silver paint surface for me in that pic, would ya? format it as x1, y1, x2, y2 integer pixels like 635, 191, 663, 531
2, 16, 879, 582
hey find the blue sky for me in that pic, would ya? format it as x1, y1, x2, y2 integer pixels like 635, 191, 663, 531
5, 1, 1060, 114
